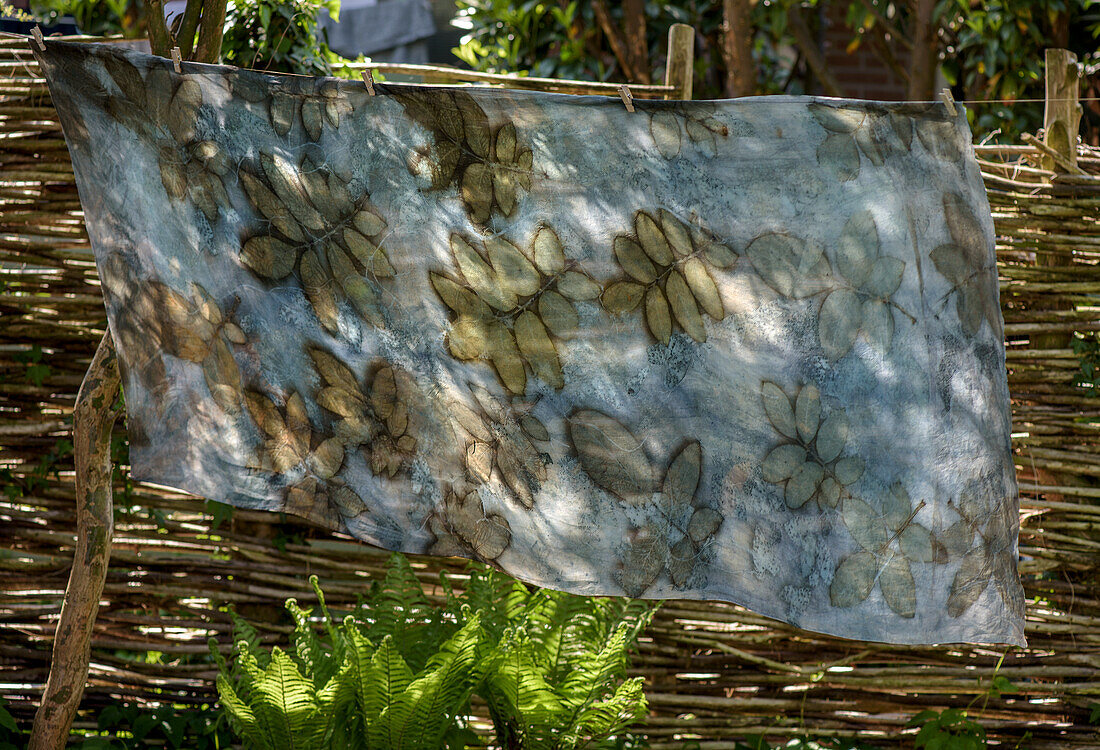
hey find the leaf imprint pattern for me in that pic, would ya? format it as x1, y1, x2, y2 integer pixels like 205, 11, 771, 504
602, 210, 736, 344
433, 226, 600, 393
238, 151, 393, 333
39, 39, 1024, 647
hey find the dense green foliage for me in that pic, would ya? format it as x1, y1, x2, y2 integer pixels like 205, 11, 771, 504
220, 0, 354, 77
26, 0, 360, 77
214, 554, 655, 749
936, 0, 1100, 139
29, 0, 148, 37
453, 0, 1100, 140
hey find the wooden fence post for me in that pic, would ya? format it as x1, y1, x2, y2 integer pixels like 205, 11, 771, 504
664, 23, 694, 100
1042, 48, 1082, 174
1032, 49, 1082, 353
30, 332, 120, 750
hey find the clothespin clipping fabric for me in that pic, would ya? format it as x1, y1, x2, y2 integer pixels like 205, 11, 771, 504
939, 88, 957, 117
619, 85, 635, 113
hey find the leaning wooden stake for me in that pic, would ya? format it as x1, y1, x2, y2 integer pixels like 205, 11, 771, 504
30, 332, 121, 750
664, 23, 694, 100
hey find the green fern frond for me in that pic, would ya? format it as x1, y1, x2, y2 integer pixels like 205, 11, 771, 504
485, 629, 564, 749
216, 671, 269, 749
361, 553, 453, 673
363, 635, 413, 720
313, 659, 357, 747
248, 647, 323, 749
287, 599, 332, 688
559, 623, 632, 711
229, 607, 269, 670
385, 614, 490, 750
570, 677, 648, 747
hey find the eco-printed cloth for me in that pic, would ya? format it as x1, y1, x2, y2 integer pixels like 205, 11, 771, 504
35, 40, 1026, 646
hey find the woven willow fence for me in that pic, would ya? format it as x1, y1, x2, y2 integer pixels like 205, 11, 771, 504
2, 35, 1099, 747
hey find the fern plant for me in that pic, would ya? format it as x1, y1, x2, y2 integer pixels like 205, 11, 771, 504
450, 578, 654, 749
214, 554, 655, 749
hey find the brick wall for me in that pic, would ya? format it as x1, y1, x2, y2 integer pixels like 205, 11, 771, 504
819, 0, 908, 101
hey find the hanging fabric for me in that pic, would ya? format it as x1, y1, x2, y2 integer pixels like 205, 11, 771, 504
34, 39, 1025, 646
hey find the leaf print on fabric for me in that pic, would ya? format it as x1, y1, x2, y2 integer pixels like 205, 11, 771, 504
395, 89, 535, 224
243, 387, 366, 527
158, 282, 249, 416
30, 38, 1030, 648
941, 478, 1024, 619
434, 226, 600, 393
446, 383, 550, 509
810, 102, 916, 182
648, 105, 730, 158
427, 481, 512, 562
568, 409, 655, 501
617, 521, 668, 598
95, 51, 232, 220
308, 346, 420, 479
759, 382, 865, 510
600, 210, 735, 344
613, 440, 721, 596
829, 484, 933, 618
930, 192, 1002, 339
746, 211, 908, 362
102, 254, 248, 417
236, 72, 349, 141
237, 152, 393, 334
660, 441, 722, 589
745, 233, 832, 300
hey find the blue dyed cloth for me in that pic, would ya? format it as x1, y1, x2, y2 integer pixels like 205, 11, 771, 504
35, 39, 1025, 646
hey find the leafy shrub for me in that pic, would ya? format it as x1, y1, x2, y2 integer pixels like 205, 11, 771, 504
220, 0, 352, 77
214, 554, 655, 749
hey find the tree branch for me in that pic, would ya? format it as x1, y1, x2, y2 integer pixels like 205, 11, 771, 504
906, 0, 938, 100
144, 0, 175, 57
29, 332, 121, 750
592, 1, 638, 81
177, 0, 204, 59
194, 0, 226, 64
787, 3, 844, 98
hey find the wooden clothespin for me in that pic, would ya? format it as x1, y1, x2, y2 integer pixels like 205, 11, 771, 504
618, 84, 635, 113
939, 88, 957, 117
361, 69, 376, 96
171, 47, 182, 74
31, 26, 46, 52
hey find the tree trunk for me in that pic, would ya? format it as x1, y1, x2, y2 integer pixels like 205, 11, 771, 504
906, 0, 939, 100
623, 0, 650, 84
721, 0, 755, 97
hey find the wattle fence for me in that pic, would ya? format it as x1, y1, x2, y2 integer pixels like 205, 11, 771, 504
2, 34, 1099, 747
